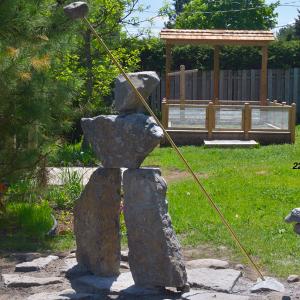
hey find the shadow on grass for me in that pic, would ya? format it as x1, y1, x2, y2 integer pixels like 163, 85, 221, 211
0, 233, 75, 254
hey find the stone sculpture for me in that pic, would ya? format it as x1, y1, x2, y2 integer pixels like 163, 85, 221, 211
74, 71, 188, 290
285, 208, 300, 234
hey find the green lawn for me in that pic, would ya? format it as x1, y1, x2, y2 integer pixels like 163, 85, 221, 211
143, 126, 300, 278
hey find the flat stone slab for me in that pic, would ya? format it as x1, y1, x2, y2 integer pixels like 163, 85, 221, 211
182, 289, 250, 299
186, 259, 229, 269
187, 268, 242, 293
204, 140, 258, 148
60, 258, 89, 278
15, 255, 59, 272
76, 272, 161, 296
2, 273, 63, 287
250, 277, 285, 293
27, 289, 93, 300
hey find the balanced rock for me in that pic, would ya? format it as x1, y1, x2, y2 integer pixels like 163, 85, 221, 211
114, 71, 160, 113
123, 168, 187, 288
285, 208, 300, 223
74, 167, 121, 276
81, 114, 163, 168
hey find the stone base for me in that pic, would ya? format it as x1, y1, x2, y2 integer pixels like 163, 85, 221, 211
74, 167, 121, 276
123, 168, 187, 288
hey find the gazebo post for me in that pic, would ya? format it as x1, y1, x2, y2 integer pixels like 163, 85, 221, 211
260, 45, 268, 106
166, 43, 172, 101
213, 45, 220, 104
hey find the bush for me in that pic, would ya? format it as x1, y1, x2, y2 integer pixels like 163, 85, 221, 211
48, 140, 98, 167
46, 169, 83, 210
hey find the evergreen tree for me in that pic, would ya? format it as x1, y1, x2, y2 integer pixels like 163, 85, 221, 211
0, 0, 79, 183
295, 10, 300, 39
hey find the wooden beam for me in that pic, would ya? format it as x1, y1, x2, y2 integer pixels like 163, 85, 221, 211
290, 103, 296, 143
180, 65, 186, 108
165, 44, 172, 100
260, 46, 268, 105
213, 46, 220, 104
161, 98, 169, 128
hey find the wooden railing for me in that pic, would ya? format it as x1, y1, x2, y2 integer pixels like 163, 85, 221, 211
161, 100, 296, 143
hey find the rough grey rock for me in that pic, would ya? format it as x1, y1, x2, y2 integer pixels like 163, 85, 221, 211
81, 114, 163, 168
235, 264, 245, 270
187, 268, 242, 293
60, 258, 89, 279
250, 277, 285, 293
287, 274, 300, 283
114, 71, 160, 113
63, 2, 89, 20
2, 273, 63, 287
74, 167, 121, 277
285, 208, 300, 223
294, 223, 300, 234
15, 255, 59, 272
76, 272, 161, 296
123, 168, 187, 288
27, 289, 94, 300
186, 259, 229, 269
182, 290, 250, 300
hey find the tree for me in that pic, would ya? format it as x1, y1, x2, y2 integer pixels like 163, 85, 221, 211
0, 0, 79, 183
277, 25, 295, 41
174, 0, 279, 30
295, 9, 300, 39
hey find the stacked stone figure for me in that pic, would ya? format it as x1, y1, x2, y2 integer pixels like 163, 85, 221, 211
74, 71, 187, 289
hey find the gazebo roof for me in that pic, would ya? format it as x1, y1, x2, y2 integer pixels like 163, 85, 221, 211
160, 29, 275, 46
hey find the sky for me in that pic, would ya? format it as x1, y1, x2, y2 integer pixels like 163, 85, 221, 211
125, 0, 300, 36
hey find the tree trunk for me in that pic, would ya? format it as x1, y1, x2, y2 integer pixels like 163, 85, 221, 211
84, 29, 93, 102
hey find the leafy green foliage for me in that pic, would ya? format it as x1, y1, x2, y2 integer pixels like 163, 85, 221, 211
48, 140, 98, 167
46, 170, 83, 210
138, 38, 300, 71
174, 0, 279, 30
295, 9, 300, 39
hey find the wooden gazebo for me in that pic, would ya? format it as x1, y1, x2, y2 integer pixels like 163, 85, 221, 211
161, 29, 274, 105
159, 29, 296, 145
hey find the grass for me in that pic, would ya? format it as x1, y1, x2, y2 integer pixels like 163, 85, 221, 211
143, 125, 300, 278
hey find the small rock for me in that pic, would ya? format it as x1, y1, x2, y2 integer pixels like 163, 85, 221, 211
15, 255, 59, 272
114, 71, 160, 113
182, 290, 250, 300
120, 262, 129, 269
187, 268, 242, 293
186, 259, 229, 269
235, 264, 244, 270
294, 223, 300, 234
287, 274, 300, 283
250, 277, 285, 293
121, 250, 128, 262
2, 273, 63, 287
27, 289, 94, 300
81, 114, 163, 168
285, 208, 300, 223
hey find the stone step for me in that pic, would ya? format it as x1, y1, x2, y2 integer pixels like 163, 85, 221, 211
204, 140, 259, 148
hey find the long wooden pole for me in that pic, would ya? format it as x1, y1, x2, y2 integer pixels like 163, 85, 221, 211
213, 45, 220, 104
166, 44, 172, 100
260, 46, 268, 106
83, 17, 265, 281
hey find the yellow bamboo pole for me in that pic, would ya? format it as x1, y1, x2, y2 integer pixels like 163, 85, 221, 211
83, 17, 265, 281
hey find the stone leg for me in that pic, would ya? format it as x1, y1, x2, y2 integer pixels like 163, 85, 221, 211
74, 167, 121, 276
123, 168, 187, 288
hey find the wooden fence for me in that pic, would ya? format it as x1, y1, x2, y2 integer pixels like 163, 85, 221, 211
149, 68, 300, 122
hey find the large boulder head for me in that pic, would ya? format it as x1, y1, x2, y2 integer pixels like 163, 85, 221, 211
114, 71, 160, 114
